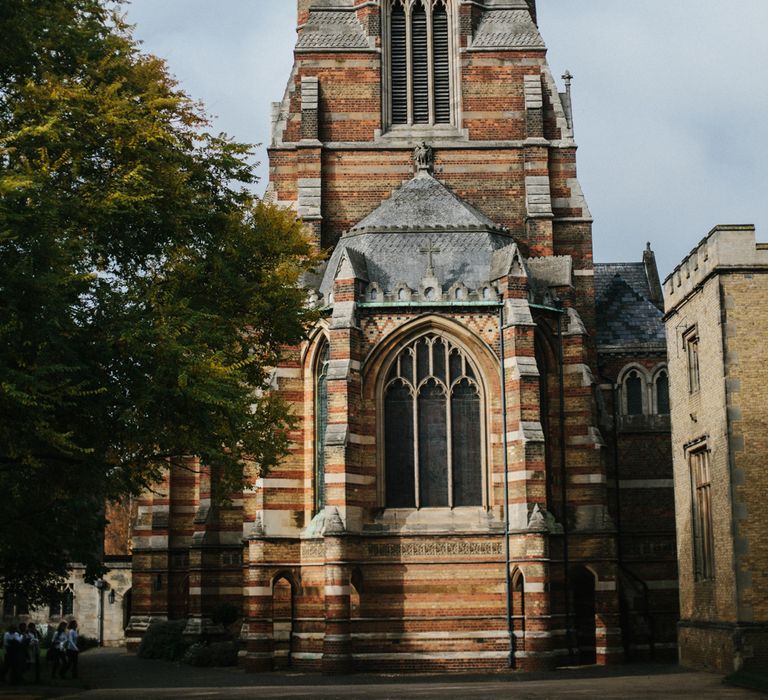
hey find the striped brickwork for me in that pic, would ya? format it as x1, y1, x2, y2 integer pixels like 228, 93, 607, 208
129, 0, 675, 673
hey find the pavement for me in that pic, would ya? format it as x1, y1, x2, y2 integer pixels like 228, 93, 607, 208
0, 648, 761, 699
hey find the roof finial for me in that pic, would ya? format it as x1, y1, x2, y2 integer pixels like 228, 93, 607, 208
414, 141, 434, 176
561, 70, 574, 132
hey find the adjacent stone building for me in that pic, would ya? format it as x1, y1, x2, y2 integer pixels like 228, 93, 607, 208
664, 224, 768, 673
127, 0, 678, 672
1, 501, 133, 647
595, 249, 679, 662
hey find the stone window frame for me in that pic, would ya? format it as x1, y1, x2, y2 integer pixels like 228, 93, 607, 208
687, 443, 714, 581
376, 330, 490, 510
48, 583, 75, 619
651, 364, 671, 416
380, 0, 462, 133
683, 326, 701, 394
618, 363, 652, 417
314, 337, 331, 516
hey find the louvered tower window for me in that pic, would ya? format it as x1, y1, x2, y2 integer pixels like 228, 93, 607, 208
388, 0, 453, 127
384, 335, 483, 508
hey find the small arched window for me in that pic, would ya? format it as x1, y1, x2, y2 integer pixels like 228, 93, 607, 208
384, 334, 483, 508
655, 369, 670, 415
315, 342, 330, 514
388, 0, 453, 127
624, 369, 644, 416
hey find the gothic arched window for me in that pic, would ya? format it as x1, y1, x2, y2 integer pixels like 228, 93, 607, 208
315, 342, 330, 513
384, 335, 483, 508
387, 0, 453, 127
654, 369, 670, 415
624, 369, 644, 416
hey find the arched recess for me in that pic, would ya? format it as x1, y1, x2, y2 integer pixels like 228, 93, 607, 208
570, 566, 597, 665
122, 588, 132, 631
618, 364, 651, 417
272, 573, 297, 670
302, 326, 330, 518
511, 568, 526, 656
350, 568, 363, 619
534, 325, 562, 520
364, 316, 499, 510
651, 365, 670, 416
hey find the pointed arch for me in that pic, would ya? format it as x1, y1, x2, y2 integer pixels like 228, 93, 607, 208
618, 363, 652, 416
382, 0, 459, 129
511, 568, 526, 655
367, 316, 498, 510
534, 323, 563, 519
651, 364, 670, 416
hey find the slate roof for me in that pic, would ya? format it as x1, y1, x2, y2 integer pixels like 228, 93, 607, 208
319, 230, 515, 299
296, 10, 370, 51
471, 9, 545, 50
350, 173, 505, 233
594, 263, 666, 349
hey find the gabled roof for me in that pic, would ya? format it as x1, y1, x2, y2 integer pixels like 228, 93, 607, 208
296, 8, 371, 52
594, 268, 666, 349
350, 173, 506, 234
471, 9, 544, 50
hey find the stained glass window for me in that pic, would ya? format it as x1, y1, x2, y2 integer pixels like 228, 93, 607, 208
384, 334, 483, 508
315, 343, 330, 513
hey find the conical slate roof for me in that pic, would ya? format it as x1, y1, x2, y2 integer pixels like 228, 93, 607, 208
350, 172, 505, 233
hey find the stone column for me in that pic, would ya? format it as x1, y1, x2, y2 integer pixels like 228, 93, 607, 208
242, 522, 275, 672
126, 468, 171, 651
322, 509, 352, 674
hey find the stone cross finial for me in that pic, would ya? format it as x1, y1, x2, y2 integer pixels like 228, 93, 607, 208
414, 141, 434, 174
419, 238, 441, 277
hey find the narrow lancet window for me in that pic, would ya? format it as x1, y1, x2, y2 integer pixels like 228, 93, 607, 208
315, 343, 330, 513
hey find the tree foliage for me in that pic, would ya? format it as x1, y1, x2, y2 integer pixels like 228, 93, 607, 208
0, 0, 320, 601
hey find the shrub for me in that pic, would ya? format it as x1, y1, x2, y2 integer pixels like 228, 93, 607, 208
183, 641, 238, 667
211, 603, 240, 628
137, 620, 190, 661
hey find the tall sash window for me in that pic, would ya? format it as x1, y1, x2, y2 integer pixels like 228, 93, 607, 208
384, 335, 483, 508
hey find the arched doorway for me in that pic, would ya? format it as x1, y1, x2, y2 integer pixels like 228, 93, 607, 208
571, 567, 597, 665
122, 588, 132, 631
511, 570, 525, 658
272, 576, 295, 669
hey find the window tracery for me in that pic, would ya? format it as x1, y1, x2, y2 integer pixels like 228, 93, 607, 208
384, 334, 483, 508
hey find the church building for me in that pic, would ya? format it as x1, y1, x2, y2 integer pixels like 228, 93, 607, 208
126, 0, 679, 672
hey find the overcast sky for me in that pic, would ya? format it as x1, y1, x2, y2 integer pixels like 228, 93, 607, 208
124, 1, 767, 278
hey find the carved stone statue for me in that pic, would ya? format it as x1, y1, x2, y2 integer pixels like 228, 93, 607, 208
414, 141, 434, 174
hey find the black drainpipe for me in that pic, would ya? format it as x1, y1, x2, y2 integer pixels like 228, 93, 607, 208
499, 302, 514, 668
556, 309, 574, 663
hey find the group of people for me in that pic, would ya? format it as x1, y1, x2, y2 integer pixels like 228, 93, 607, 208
0, 619, 79, 685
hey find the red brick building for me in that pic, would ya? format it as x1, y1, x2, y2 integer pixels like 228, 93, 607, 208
127, 0, 678, 672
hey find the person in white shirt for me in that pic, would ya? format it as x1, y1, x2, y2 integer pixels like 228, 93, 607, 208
48, 621, 68, 679
1, 624, 22, 684
60, 620, 79, 679
26, 622, 40, 683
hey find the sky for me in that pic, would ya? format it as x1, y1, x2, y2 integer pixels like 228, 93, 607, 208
124, 1, 767, 279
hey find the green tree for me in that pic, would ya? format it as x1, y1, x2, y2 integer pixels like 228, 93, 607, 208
0, 0, 319, 602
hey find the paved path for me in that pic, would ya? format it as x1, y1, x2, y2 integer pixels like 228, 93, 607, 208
1, 648, 760, 699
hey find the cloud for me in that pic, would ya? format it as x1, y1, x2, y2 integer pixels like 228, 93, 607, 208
125, 0, 767, 276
